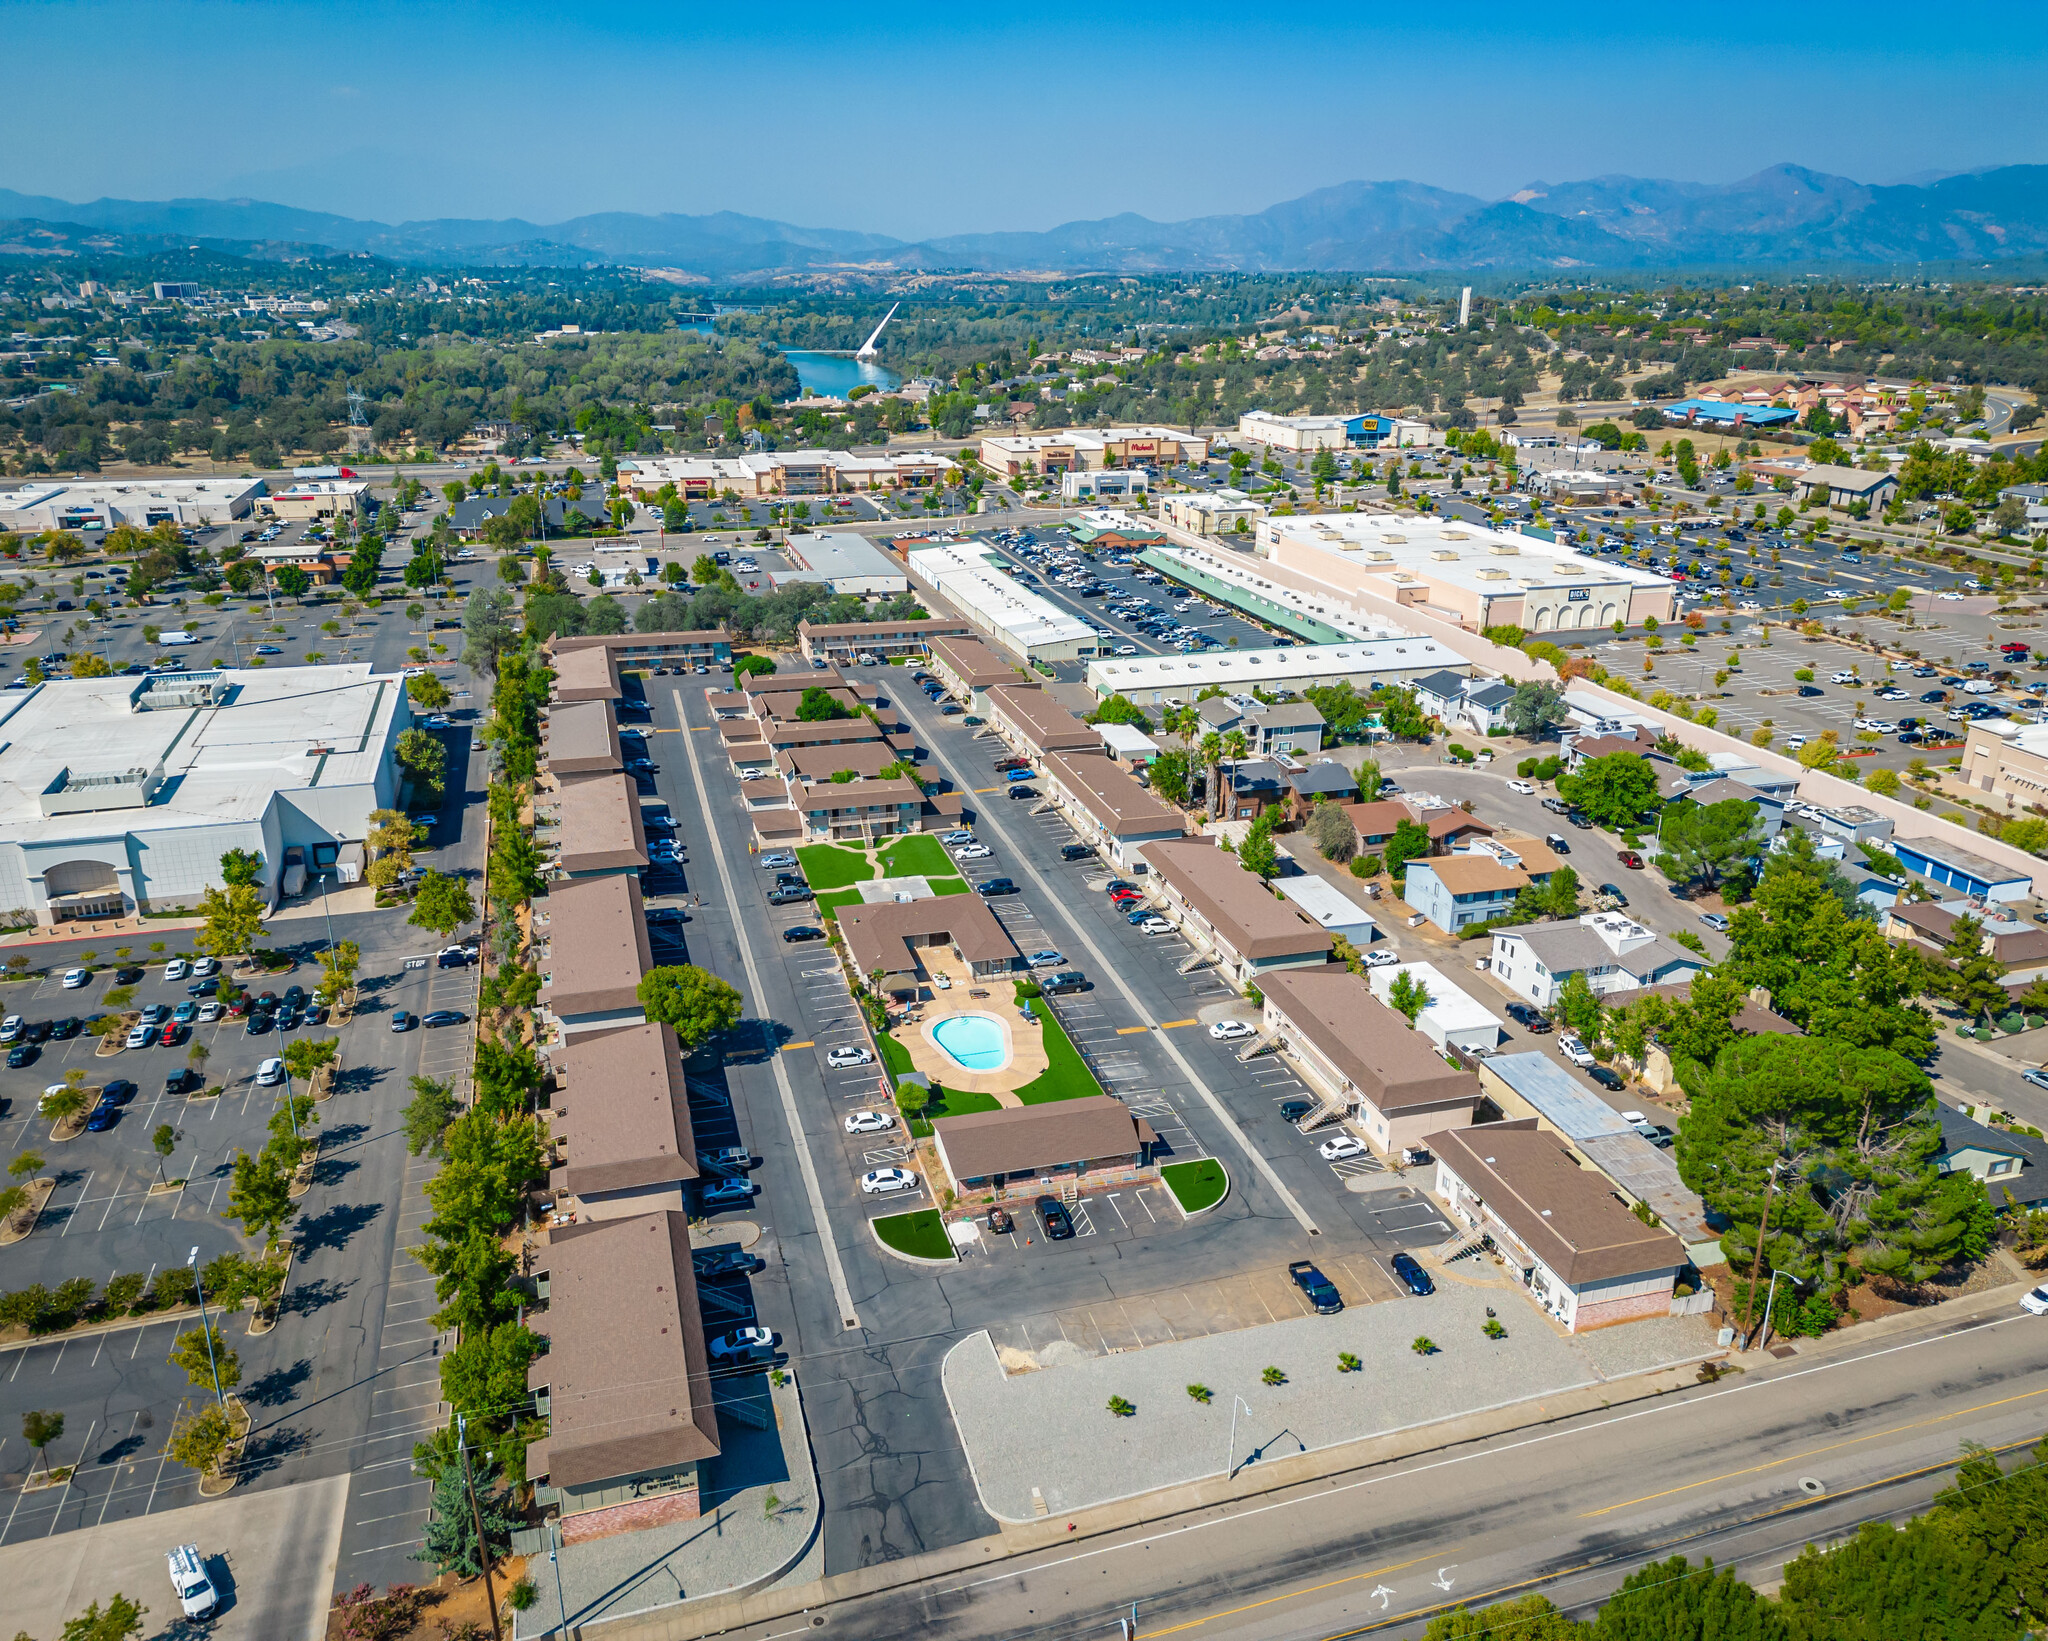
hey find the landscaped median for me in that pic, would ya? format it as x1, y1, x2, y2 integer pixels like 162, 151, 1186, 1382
870, 1208, 958, 1264
1160, 1158, 1230, 1217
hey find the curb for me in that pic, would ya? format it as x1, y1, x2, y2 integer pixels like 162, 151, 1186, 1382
1160, 1159, 1231, 1219
866, 1214, 958, 1267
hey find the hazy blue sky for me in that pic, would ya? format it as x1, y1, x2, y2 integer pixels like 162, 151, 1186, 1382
8, 0, 2048, 238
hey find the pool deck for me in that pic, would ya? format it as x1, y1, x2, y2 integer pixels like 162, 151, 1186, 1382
892, 951, 1046, 1105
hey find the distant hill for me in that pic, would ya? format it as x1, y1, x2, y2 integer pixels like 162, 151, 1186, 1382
7, 164, 2048, 274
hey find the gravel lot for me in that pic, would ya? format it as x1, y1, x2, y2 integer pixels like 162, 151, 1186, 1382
942, 1284, 1716, 1521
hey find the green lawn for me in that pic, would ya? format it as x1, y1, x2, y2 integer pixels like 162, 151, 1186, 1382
815, 888, 865, 922
871, 1209, 954, 1261
1012, 986, 1108, 1106
905, 1082, 1004, 1138
878, 834, 960, 880
1161, 1159, 1230, 1214
796, 844, 875, 890
878, 1031, 914, 1082
932, 879, 970, 896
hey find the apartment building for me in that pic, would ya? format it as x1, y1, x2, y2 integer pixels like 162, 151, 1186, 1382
1036, 750, 1187, 866
1145, 837, 1332, 986
1489, 912, 1707, 1009
797, 615, 971, 665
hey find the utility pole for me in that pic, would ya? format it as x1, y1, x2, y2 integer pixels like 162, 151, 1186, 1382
1741, 1160, 1783, 1345
457, 1413, 504, 1641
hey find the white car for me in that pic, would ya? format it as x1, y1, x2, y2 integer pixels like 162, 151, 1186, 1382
255, 1057, 285, 1087
61, 967, 90, 989
1318, 1134, 1369, 1161
953, 843, 993, 861
1138, 916, 1174, 934
2023, 1285, 2048, 1316
826, 1045, 875, 1069
860, 1167, 922, 1196
1208, 1019, 1256, 1041
1559, 1036, 1596, 1068
1507, 779, 1536, 795
125, 1023, 152, 1050
939, 830, 975, 846
1937, 591, 1965, 601
190, 956, 219, 977
163, 959, 189, 981
709, 1326, 776, 1360
1360, 949, 1401, 968
0, 1015, 19, 1043
197, 1001, 223, 1023
844, 1109, 895, 1135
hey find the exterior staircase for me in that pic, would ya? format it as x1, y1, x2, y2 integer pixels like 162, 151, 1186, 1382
1237, 1033, 1281, 1063
1432, 1225, 1489, 1265
1176, 951, 1214, 975
1295, 1099, 1347, 1134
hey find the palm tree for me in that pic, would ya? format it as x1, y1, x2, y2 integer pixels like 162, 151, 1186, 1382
1220, 729, 1250, 818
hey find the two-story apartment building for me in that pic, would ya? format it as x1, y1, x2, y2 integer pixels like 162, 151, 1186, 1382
1489, 913, 1707, 1009
1194, 693, 1326, 756
795, 777, 922, 842
538, 873, 652, 1039
1404, 836, 1561, 934
1145, 837, 1331, 987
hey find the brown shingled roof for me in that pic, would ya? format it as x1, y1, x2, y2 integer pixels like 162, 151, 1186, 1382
933, 1096, 1156, 1184
548, 773, 648, 874
1258, 966, 1478, 1115
549, 1023, 697, 1196
545, 700, 622, 777
540, 874, 651, 1020
837, 894, 1018, 985
1149, 838, 1333, 962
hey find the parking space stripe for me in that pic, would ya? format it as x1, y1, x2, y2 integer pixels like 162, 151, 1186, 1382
781, 1041, 815, 1051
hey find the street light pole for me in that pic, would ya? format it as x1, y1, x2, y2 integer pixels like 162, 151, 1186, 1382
1741, 1160, 1784, 1344
548, 1517, 570, 1639
1225, 1393, 1252, 1479
458, 1413, 504, 1641
186, 1246, 226, 1410
1752, 1269, 1796, 1353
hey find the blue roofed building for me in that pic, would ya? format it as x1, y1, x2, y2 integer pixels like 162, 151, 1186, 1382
1659, 399, 1799, 430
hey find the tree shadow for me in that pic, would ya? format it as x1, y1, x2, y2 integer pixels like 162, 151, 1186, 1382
279, 1275, 351, 1320
231, 1419, 314, 1480
95, 1432, 147, 1466
312, 1155, 361, 1190
337, 1064, 387, 1096
294, 1200, 384, 1254
242, 1356, 315, 1408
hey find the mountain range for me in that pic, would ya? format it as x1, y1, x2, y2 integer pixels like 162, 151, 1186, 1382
6, 165, 2048, 275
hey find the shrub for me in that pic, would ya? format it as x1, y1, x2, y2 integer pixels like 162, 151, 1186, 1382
1261, 1365, 1287, 1386
1338, 1352, 1362, 1373
1186, 1383, 1213, 1404
1107, 1395, 1136, 1417
1412, 1336, 1438, 1355
1351, 853, 1382, 879
1483, 1318, 1507, 1340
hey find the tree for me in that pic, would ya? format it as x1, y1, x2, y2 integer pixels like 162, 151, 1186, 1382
169, 1324, 240, 1392
1087, 693, 1154, 734
416, 1224, 521, 1336
315, 939, 361, 1004
218, 847, 264, 888
396, 726, 448, 801
1239, 809, 1279, 882
224, 1146, 296, 1245
196, 882, 265, 962
732, 653, 775, 679
1310, 801, 1356, 862
408, 870, 476, 938
366, 809, 423, 888
487, 826, 545, 909
1386, 970, 1430, 1026
473, 1039, 543, 1121
1556, 752, 1660, 831
637, 964, 742, 1049
1150, 748, 1192, 807
1934, 913, 2010, 1022
1590, 1555, 1784, 1641
40, 1083, 91, 1130
403, 1076, 459, 1158
1513, 864, 1582, 922
272, 564, 311, 602
795, 685, 853, 722
461, 586, 517, 678
1555, 971, 1602, 1040
1383, 818, 1433, 888
1655, 799, 1765, 890
22, 1408, 64, 1476
1423, 1596, 1586, 1640
1505, 680, 1568, 738
422, 1112, 548, 1240
438, 1320, 544, 1426
406, 671, 452, 713
152, 1123, 179, 1186
1377, 685, 1430, 741
168, 1402, 233, 1478
70, 651, 113, 677
413, 1449, 520, 1580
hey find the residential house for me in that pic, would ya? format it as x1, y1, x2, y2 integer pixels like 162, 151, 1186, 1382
1488, 912, 1707, 1009
1792, 465, 1900, 512
1427, 1120, 1689, 1332
1284, 759, 1362, 821
1194, 693, 1326, 756
1259, 966, 1478, 1155
1936, 1104, 2048, 1210
1404, 853, 1529, 934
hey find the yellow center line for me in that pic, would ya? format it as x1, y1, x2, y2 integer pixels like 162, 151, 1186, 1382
1143, 1553, 1433, 1637
1578, 1382, 2048, 1518
1157, 1018, 1198, 1029
1115, 1024, 1152, 1035
973, 785, 1002, 793
781, 1040, 815, 1051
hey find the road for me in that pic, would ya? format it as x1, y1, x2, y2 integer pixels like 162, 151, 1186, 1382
690, 1294, 2048, 1641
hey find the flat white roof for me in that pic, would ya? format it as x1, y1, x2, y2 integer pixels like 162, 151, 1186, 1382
1087, 637, 1462, 696
0, 664, 400, 844
909, 542, 1095, 649
1367, 960, 1499, 1032
1095, 723, 1158, 756
1275, 873, 1376, 934
1264, 512, 1673, 598
781, 532, 904, 581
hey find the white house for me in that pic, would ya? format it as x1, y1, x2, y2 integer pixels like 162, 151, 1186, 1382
1488, 913, 1706, 1008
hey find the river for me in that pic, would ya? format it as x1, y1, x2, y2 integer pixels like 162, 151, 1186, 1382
781, 351, 901, 400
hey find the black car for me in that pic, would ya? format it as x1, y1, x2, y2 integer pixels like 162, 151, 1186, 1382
782, 925, 826, 943
1390, 1252, 1436, 1297
1041, 970, 1088, 994
940, 703, 963, 715
1060, 843, 1095, 862
1588, 1065, 1625, 1092
187, 976, 219, 995
1505, 1002, 1552, 1033
1796, 684, 1825, 698
692, 1246, 763, 1277
767, 885, 813, 905
245, 1013, 274, 1036
163, 1069, 201, 1097
1036, 1195, 1075, 1240
6, 1043, 36, 1068
1920, 690, 1949, 703
1597, 883, 1629, 907
1278, 1098, 1316, 1123
1006, 785, 1038, 800
113, 966, 144, 984
282, 985, 308, 1009
23, 1020, 51, 1044
49, 1016, 81, 1040
422, 1009, 467, 1028
1567, 810, 1593, 829
1289, 1260, 1344, 1315
774, 872, 807, 888
976, 877, 1019, 897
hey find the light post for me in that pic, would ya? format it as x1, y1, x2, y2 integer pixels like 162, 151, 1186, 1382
187, 1246, 227, 1410
1749, 1269, 1798, 1352
1224, 1393, 1252, 1480
547, 1517, 570, 1638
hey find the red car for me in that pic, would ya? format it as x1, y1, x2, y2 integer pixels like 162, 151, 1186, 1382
225, 997, 251, 1018
158, 1022, 183, 1047
1617, 850, 1644, 869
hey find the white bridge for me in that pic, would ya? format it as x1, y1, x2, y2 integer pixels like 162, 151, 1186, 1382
855, 302, 899, 361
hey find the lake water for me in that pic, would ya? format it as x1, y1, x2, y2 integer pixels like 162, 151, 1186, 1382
782, 350, 901, 400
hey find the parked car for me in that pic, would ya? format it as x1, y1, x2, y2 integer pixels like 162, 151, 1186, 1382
163, 1069, 201, 1096
1559, 1035, 1596, 1068
422, 1010, 467, 1028
124, 1023, 152, 1050
1505, 1002, 1552, 1033
1390, 1252, 1436, 1297
953, 843, 993, 860
61, 967, 90, 989
760, 852, 798, 869
1104, 879, 1137, 895
860, 1168, 921, 1196
1700, 911, 1731, 932
844, 1109, 894, 1135
826, 1045, 874, 1068
255, 1057, 285, 1086
1597, 883, 1629, 907
976, 878, 1019, 897
389, 1011, 418, 1032
1288, 1260, 1344, 1314
1006, 785, 1039, 800
0, 1016, 20, 1044
2021, 1285, 2048, 1316
782, 925, 826, 943
1616, 850, 1644, 869
768, 885, 814, 905
191, 957, 219, 977
1507, 779, 1535, 795
1209, 1019, 1256, 1041
6, 1043, 37, 1067
1319, 1134, 1369, 1161
692, 1247, 763, 1277
709, 1326, 777, 1361
1035, 1196, 1075, 1240
1026, 950, 1064, 969
699, 1177, 757, 1208
1060, 843, 1095, 862
1042, 970, 1088, 994
1589, 1065, 1626, 1091
163, 959, 189, 981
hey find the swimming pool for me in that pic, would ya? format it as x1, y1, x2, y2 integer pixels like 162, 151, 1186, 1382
930, 1012, 1009, 1072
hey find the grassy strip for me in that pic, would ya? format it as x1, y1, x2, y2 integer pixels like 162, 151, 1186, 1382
1161, 1158, 1230, 1214
878, 1031, 914, 1082
871, 1209, 954, 1262
796, 843, 876, 890
815, 888, 865, 922
1012, 982, 1107, 1106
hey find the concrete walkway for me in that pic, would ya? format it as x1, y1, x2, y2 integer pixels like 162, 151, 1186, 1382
942, 1286, 1716, 1522
514, 1371, 820, 1639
